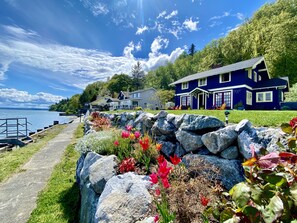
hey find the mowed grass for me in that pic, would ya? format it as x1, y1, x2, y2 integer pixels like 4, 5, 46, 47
0, 124, 66, 183
109, 109, 296, 127
27, 123, 84, 223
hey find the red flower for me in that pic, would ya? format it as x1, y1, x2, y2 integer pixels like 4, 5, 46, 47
155, 188, 161, 196
170, 154, 181, 165
119, 158, 136, 173
154, 215, 159, 223
150, 173, 158, 184
158, 160, 171, 179
126, 125, 133, 131
161, 177, 170, 188
139, 137, 150, 151
134, 131, 141, 139
156, 143, 162, 151
157, 154, 165, 164
289, 117, 297, 130
200, 194, 210, 206
121, 130, 130, 138
114, 140, 119, 146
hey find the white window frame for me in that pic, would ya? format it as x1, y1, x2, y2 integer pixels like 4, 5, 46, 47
198, 78, 207, 87
220, 72, 231, 83
253, 71, 257, 82
181, 82, 189, 90
281, 91, 284, 102
180, 95, 191, 107
256, 91, 273, 103
246, 90, 252, 105
247, 68, 252, 79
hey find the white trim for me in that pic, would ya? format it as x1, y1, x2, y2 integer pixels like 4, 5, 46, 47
256, 91, 273, 103
258, 68, 267, 72
198, 77, 207, 87
181, 82, 189, 90
176, 92, 190, 96
219, 72, 231, 83
253, 85, 287, 90
180, 95, 191, 107
197, 93, 206, 109
246, 90, 252, 105
246, 68, 252, 79
208, 84, 253, 92
252, 57, 265, 69
189, 87, 209, 94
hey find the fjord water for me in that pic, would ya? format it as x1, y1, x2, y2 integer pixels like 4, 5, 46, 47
0, 108, 73, 133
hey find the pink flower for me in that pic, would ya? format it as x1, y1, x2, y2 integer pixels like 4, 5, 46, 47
200, 194, 210, 206
134, 131, 141, 139
114, 140, 119, 146
161, 177, 170, 188
155, 188, 161, 196
154, 215, 159, 223
121, 130, 130, 138
126, 125, 133, 131
150, 173, 158, 184
157, 155, 165, 164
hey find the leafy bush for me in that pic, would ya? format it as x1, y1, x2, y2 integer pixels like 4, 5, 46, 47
75, 130, 117, 155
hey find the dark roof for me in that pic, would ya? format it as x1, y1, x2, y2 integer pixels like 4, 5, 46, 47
254, 77, 288, 89
170, 56, 265, 85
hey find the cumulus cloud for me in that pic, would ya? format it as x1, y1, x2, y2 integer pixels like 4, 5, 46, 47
0, 88, 64, 108
165, 10, 178, 20
183, 17, 199, 31
123, 41, 142, 59
150, 36, 169, 56
136, 26, 148, 35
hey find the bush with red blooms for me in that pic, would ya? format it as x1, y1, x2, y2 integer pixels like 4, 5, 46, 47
92, 117, 111, 131
119, 157, 136, 173
150, 154, 182, 223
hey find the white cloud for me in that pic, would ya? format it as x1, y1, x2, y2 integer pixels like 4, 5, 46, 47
2, 25, 38, 38
209, 21, 223, 28
0, 61, 10, 80
183, 17, 199, 32
0, 88, 64, 108
157, 11, 167, 19
81, 0, 109, 16
136, 26, 148, 35
236, 13, 245, 20
123, 41, 142, 59
150, 36, 169, 57
165, 10, 178, 20
210, 12, 230, 20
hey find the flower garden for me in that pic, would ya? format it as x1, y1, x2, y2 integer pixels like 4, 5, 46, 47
75, 111, 297, 223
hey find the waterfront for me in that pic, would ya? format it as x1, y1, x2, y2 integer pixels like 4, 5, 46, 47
0, 108, 73, 134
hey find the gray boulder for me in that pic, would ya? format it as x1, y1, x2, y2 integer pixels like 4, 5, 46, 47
175, 129, 203, 153
182, 154, 245, 190
89, 155, 119, 194
80, 183, 99, 223
235, 119, 252, 133
154, 110, 168, 119
201, 125, 238, 154
257, 128, 287, 152
95, 172, 152, 223
136, 217, 155, 223
220, 146, 239, 159
133, 112, 155, 134
151, 118, 176, 140
237, 129, 262, 159
167, 114, 185, 129
79, 152, 102, 187
159, 141, 176, 158
180, 114, 225, 132
76, 153, 86, 185
174, 142, 187, 158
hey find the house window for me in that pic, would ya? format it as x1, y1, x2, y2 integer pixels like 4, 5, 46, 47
198, 78, 207, 86
258, 75, 262, 81
247, 69, 252, 79
253, 71, 257, 82
220, 73, 231, 83
246, 91, 252, 105
181, 82, 189, 90
256, 91, 273, 102
181, 96, 191, 107
214, 91, 231, 107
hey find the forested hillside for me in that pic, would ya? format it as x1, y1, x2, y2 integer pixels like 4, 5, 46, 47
50, 0, 297, 113
145, 0, 297, 90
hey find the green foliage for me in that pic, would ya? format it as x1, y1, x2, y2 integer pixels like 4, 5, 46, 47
285, 83, 297, 102
131, 61, 145, 90
156, 90, 175, 107
75, 130, 117, 155
107, 74, 133, 96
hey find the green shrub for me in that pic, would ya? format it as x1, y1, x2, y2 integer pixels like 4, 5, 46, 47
75, 130, 118, 155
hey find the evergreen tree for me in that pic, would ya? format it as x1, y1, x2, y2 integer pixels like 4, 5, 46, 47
131, 61, 145, 90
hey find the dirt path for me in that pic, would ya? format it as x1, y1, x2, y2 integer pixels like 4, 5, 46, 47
0, 118, 80, 223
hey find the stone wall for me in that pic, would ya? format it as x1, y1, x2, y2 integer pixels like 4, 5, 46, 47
78, 111, 287, 223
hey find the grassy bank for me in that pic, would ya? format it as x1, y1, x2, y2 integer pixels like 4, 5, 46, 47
0, 124, 66, 183
27, 123, 84, 223
109, 109, 296, 127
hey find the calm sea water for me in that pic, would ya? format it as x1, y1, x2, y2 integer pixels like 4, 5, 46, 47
0, 108, 73, 134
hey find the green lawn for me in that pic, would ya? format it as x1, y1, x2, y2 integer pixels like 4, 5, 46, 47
27, 123, 84, 223
0, 125, 66, 183
109, 109, 296, 127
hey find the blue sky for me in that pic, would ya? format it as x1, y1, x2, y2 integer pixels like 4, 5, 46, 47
0, 0, 274, 108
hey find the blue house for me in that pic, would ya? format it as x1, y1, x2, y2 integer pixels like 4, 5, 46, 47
169, 56, 289, 110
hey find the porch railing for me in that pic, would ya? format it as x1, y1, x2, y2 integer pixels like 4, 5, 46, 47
0, 118, 30, 139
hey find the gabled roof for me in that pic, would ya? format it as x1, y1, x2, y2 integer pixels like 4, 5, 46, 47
130, 87, 157, 94
169, 56, 265, 85
254, 77, 288, 89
